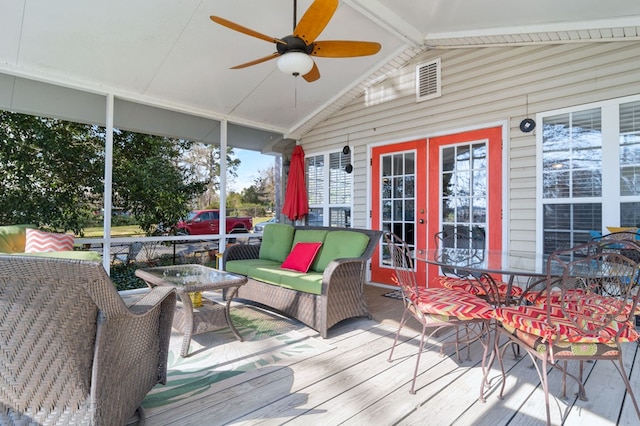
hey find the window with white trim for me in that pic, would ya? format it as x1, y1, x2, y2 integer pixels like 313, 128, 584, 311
305, 149, 353, 227
538, 95, 640, 254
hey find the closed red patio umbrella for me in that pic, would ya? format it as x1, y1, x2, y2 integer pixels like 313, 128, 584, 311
282, 145, 309, 221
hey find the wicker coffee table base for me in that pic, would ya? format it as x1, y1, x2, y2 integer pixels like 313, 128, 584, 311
174, 285, 243, 357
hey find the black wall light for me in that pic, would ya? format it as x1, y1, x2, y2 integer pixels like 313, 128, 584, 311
519, 118, 536, 133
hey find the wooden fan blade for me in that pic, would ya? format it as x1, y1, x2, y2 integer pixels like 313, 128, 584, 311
294, 0, 338, 44
230, 53, 280, 69
210, 16, 286, 45
311, 41, 381, 57
302, 62, 320, 82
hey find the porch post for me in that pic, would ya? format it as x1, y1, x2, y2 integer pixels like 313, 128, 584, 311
102, 94, 114, 273
218, 120, 227, 254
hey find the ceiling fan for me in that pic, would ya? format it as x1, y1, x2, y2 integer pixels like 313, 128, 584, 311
210, 0, 381, 82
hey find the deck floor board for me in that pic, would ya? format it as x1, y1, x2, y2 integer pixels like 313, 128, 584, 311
135, 285, 640, 425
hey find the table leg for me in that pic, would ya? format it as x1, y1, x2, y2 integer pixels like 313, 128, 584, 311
179, 291, 194, 357
225, 285, 244, 342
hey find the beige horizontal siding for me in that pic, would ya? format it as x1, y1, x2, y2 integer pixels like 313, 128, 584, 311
302, 41, 640, 251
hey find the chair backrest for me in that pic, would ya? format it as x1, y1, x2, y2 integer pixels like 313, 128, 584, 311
384, 231, 419, 299
0, 255, 131, 424
546, 239, 640, 339
433, 226, 486, 277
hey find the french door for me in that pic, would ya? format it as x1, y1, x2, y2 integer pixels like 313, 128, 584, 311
371, 127, 503, 287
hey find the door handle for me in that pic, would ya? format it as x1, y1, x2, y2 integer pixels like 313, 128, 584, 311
419, 219, 424, 224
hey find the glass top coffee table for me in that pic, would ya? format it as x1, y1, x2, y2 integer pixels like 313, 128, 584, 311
135, 264, 247, 357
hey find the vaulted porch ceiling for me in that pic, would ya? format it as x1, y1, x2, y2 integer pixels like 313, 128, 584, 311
1, 0, 639, 153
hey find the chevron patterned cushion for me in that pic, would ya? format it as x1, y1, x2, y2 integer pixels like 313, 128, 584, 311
25, 228, 74, 252
436, 275, 523, 298
494, 304, 639, 344
414, 288, 494, 321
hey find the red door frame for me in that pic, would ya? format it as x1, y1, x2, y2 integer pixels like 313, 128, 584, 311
370, 139, 427, 286
426, 126, 503, 287
370, 126, 503, 288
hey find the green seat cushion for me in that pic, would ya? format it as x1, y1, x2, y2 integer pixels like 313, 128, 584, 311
246, 264, 295, 286
0, 224, 35, 253
225, 259, 281, 276
279, 272, 323, 295
312, 231, 370, 272
258, 223, 295, 263
246, 264, 323, 295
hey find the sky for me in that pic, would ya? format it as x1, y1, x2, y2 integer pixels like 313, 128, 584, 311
230, 149, 277, 192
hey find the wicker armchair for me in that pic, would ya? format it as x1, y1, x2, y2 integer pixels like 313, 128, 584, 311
0, 255, 176, 425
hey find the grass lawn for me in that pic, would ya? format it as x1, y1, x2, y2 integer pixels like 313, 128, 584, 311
81, 225, 143, 238
81, 217, 272, 238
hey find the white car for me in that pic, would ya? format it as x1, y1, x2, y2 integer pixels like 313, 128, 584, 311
253, 217, 278, 233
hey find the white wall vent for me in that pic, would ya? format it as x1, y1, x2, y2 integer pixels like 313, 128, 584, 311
415, 58, 441, 102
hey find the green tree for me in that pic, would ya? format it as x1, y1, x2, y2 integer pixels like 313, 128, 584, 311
0, 111, 210, 236
181, 143, 241, 208
242, 166, 276, 207
0, 111, 103, 234
111, 130, 209, 235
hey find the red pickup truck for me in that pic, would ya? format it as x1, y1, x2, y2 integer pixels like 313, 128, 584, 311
176, 209, 253, 235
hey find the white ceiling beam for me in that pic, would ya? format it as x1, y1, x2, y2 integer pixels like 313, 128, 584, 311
343, 0, 424, 47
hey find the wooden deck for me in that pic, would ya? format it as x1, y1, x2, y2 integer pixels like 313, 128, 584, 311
137, 285, 640, 425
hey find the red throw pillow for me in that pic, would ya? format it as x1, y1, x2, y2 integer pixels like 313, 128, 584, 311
25, 228, 74, 252
280, 242, 323, 273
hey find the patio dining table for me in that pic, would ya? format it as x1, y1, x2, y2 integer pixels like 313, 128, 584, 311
415, 249, 551, 305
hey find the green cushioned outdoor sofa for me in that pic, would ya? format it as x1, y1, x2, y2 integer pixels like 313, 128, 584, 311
223, 224, 382, 338
0, 224, 101, 261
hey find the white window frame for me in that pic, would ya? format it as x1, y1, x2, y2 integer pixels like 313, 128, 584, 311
535, 93, 640, 254
306, 148, 354, 227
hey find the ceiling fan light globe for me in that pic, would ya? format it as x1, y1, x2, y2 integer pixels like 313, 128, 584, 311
277, 52, 314, 77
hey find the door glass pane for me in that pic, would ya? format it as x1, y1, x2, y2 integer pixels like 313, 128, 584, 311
472, 144, 487, 169
382, 156, 392, 176
440, 143, 488, 248
380, 150, 416, 266
405, 153, 415, 174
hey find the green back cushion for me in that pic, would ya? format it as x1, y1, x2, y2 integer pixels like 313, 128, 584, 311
312, 231, 370, 272
292, 229, 328, 245
0, 224, 35, 253
258, 223, 295, 263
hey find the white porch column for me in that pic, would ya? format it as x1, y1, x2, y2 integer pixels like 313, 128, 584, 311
218, 119, 227, 254
102, 94, 114, 273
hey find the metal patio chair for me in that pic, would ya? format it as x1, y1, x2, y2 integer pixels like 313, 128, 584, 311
433, 227, 523, 304
491, 239, 640, 425
384, 231, 495, 395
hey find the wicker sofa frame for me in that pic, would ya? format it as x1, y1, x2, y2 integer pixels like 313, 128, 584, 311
222, 226, 382, 338
0, 255, 177, 425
